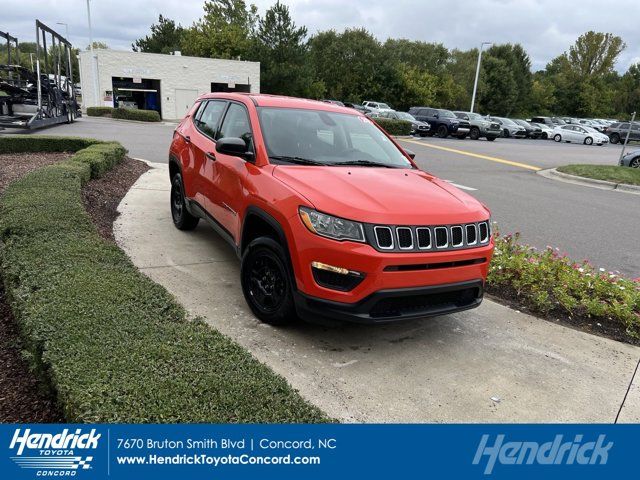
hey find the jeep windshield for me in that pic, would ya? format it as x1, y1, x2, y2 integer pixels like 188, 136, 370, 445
257, 107, 413, 168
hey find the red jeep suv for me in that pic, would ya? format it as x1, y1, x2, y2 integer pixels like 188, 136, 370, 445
169, 93, 494, 325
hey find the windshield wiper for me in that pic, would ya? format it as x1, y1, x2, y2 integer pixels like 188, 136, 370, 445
269, 155, 327, 166
331, 160, 400, 168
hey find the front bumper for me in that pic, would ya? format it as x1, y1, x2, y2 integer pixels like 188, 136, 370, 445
294, 279, 484, 324
286, 216, 493, 322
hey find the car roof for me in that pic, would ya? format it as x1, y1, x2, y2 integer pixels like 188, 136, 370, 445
198, 92, 359, 115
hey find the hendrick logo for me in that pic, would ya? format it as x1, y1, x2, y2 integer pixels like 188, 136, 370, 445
473, 434, 613, 475
9, 428, 101, 475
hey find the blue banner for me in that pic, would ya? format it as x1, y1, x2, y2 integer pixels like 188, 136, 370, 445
0, 424, 635, 479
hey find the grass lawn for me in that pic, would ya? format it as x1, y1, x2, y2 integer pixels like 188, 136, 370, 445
557, 164, 640, 186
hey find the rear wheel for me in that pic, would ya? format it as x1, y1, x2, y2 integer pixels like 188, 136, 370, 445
437, 124, 448, 138
470, 127, 480, 140
241, 238, 296, 325
170, 173, 199, 230
584, 136, 593, 145
554, 134, 562, 142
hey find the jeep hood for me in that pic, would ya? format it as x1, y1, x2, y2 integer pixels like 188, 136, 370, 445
273, 166, 488, 225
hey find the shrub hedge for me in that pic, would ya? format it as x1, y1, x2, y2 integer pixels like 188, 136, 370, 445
373, 117, 413, 136
87, 106, 161, 122
488, 231, 640, 339
0, 135, 98, 154
0, 137, 327, 423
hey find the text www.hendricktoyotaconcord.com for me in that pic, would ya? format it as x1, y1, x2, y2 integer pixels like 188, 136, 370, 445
116, 453, 321, 467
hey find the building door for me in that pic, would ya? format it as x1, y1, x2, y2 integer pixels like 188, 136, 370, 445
175, 88, 199, 119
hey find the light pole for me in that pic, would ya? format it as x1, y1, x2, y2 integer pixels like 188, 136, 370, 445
470, 42, 492, 113
56, 22, 69, 40
86, 0, 100, 107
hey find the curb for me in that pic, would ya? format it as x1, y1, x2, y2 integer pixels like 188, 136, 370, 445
538, 168, 640, 195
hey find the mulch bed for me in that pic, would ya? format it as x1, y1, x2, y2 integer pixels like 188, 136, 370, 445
81, 157, 149, 241
0, 153, 148, 422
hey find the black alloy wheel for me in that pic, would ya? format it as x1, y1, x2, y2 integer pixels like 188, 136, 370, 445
437, 124, 449, 138
470, 127, 480, 140
171, 173, 199, 230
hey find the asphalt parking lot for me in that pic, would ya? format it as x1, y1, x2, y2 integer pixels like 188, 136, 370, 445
3, 117, 638, 276
399, 136, 640, 277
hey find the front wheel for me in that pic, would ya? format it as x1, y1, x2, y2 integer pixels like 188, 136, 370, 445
584, 136, 593, 145
171, 173, 199, 230
241, 238, 297, 325
610, 133, 620, 144
630, 157, 640, 168
541, 132, 548, 139
554, 134, 562, 142
486, 136, 497, 141
437, 125, 448, 138
503, 128, 510, 138
469, 127, 480, 140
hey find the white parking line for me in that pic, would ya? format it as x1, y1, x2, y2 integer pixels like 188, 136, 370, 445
444, 180, 478, 191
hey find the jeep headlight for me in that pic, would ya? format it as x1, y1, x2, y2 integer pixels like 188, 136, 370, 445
299, 207, 365, 242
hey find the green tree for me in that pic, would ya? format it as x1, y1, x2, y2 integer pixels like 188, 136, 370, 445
486, 44, 532, 115
181, 0, 258, 59
254, 1, 312, 96
86, 41, 108, 50
479, 56, 517, 115
442, 48, 477, 110
133, 15, 185, 54
567, 31, 625, 77
382, 39, 449, 75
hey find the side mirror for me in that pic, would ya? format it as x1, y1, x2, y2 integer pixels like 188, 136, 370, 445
433, 113, 439, 119
404, 148, 416, 160
216, 137, 254, 161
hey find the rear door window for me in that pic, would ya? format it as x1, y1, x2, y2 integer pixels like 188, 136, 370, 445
195, 100, 227, 139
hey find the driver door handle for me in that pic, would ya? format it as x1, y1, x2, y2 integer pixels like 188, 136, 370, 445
206, 152, 216, 161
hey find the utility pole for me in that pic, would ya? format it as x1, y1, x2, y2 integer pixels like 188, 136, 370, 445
470, 42, 492, 113
86, 0, 100, 107
618, 112, 636, 165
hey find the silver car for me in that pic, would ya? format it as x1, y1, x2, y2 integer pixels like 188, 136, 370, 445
621, 149, 640, 168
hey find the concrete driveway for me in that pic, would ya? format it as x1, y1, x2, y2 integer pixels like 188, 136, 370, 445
114, 163, 640, 423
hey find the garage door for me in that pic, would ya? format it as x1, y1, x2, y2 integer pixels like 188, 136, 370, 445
174, 88, 199, 119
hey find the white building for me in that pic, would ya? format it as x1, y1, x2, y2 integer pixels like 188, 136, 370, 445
78, 49, 260, 120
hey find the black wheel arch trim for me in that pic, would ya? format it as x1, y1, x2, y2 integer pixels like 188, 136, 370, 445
241, 206, 298, 292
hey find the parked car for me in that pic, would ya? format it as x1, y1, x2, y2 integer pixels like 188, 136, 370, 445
409, 106, 470, 139
362, 101, 393, 114
512, 119, 542, 139
605, 122, 640, 144
620, 149, 640, 168
453, 111, 501, 141
322, 99, 345, 107
378, 110, 430, 136
552, 124, 609, 145
169, 94, 493, 324
343, 102, 370, 114
490, 117, 526, 138
577, 119, 605, 132
529, 122, 554, 139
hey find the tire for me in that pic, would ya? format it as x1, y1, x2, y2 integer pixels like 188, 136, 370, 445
66, 108, 73, 124
584, 136, 593, 145
541, 132, 548, 140
631, 157, 640, 168
610, 133, 620, 144
503, 128, 510, 138
486, 136, 497, 141
437, 124, 448, 138
554, 134, 562, 142
241, 237, 297, 325
470, 127, 480, 140
170, 173, 199, 230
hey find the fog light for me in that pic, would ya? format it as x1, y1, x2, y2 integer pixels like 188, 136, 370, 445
311, 262, 365, 292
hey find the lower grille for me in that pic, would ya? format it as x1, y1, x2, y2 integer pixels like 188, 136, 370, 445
369, 287, 480, 318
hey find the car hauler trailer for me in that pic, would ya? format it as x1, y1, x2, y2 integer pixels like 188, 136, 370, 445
0, 20, 80, 130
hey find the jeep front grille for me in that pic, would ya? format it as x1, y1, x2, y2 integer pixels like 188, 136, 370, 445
368, 221, 490, 252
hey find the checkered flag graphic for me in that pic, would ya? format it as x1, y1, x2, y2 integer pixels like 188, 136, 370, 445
76, 456, 93, 469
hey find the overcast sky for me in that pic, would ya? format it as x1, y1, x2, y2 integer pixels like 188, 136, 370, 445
3, 0, 640, 72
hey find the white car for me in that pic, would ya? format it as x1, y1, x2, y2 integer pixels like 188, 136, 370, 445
530, 122, 554, 139
552, 124, 609, 145
362, 101, 394, 115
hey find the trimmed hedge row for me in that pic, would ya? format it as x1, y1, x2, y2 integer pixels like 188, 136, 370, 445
0, 137, 327, 423
0, 135, 99, 154
87, 106, 161, 122
373, 117, 413, 136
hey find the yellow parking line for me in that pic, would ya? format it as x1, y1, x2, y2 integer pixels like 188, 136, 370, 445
400, 138, 542, 171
